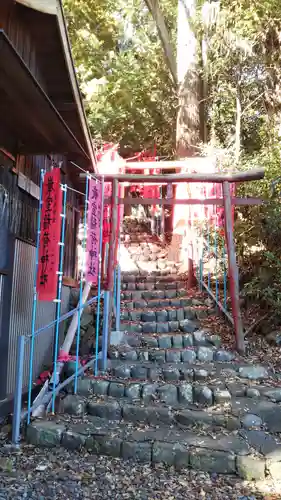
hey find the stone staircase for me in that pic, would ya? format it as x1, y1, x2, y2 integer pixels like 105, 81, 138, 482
27, 217, 281, 481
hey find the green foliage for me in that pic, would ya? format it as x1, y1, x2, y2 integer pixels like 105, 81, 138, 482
63, 0, 177, 156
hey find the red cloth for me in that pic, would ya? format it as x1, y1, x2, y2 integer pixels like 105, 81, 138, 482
37, 168, 62, 301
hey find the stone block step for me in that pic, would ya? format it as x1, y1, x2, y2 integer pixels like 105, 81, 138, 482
27, 415, 281, 478
122, 273, 186, 283
120, 318, 200, 334
108, 345, 235, 364
120, 295, 210, 310
122, 281, 187, 291
121, 288, 188, 301
120, 306, 210, 322
122, 331, 221, 349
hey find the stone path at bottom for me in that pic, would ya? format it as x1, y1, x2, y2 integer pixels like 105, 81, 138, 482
0, 440, 280, 500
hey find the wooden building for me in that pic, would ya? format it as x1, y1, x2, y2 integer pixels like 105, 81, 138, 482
0, 0, 95, 414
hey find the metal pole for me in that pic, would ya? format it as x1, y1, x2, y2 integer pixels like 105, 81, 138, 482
74, 176, 89, 394
116, 264, 121, 331
27, 168, 44, 424
94, 177, 104, 376
51, 184, 67, 413
222, 181, 245, 354
105, 179, 119, 346
101, 290, 110, 371
12, 335, 25, 444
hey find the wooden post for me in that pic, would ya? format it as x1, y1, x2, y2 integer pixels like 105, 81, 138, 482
222, 181, 245, 354
106, 179, 119, 344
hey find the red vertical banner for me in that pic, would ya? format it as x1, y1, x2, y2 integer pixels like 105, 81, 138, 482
103, 182, 112, 244
85, 179, 102, 284
37, 168, 62, 301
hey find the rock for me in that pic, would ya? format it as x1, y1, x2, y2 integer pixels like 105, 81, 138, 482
142, 383, 158, 402
156, 310, 168, 322
158, 335, 172, 349
246, 388, 260, 399
176, 409, 212, 427
213, 388, 231, 404
196, 309, 208, 320
158, 384, 178, 405
242, 414, 263, 429
141, 311, 156, 322
168, 309, 177, 321
70, 378, 92, 396
264, 389, 281, 402
163, 368, 180, 382
152, 442, 188, 466
93, 380, 110, 396
171, 299, 181, 307
108, 382, 125, 398
237, 455, 265, 480
178, 383, 193, 404
179, 320, 198, 333
87, 436, 122, 458
87, 401, 121, 420
194, 386, 213, 406
144, 335, 159, 348
176, 309, 185, 321
166, 350, 181, 363
181, 298, 192, 307
114, 365, 131, 379
182, 349, 196, 364
197, 346, 214, 362
238, 366, 268, 380
172, 335, 183, 348
129, 310, 142, 321
190, 449, 236, 474
125, 383, 142, 400
182, 334, 193, 347
181, 367, 194, 380
62, 395, 85, 416
168, 321, 180, 331
131, 366, 148, 380
165, 290, 177, 299
122, 442, 151, 462
149, 350, 166, 363
61, 430, 85, 450
193, 330, 208, 346
239, 429, 281, 462
26, 421, 65, 447
138, 350, 149, 361
120, 349, 138, 361
194, 369, 209, 381
183, 307, 196, 320
142, 322, 157, 333
156, 322, 169, 334
214, 350, 235, 362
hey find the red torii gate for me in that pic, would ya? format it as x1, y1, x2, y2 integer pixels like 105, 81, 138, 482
94, 166, 265, 355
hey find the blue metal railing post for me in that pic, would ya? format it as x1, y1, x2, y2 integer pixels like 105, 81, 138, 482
94, 177, 104, 376
51, 184, 67, 413
116, 264, 121, 331
74, 175, 89, 394
27, 168, 44, 424
101, 290, 110, 371
12, 335, 25, 444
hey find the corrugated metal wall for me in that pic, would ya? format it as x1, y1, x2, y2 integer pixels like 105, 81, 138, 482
7, 239, 70, 397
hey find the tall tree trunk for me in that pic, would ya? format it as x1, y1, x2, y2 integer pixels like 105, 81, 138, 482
176, 0, 200, 158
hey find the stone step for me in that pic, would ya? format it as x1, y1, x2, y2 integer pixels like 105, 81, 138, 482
108, 345, 235, 364
120, 306, 210, 322
121, 289, 190, 301
122, 280, 187, 291
122, 331, 221, 349
122, 273, 185, 283
121, 295, 208, 309
120, 318, 200, 334
26, 414, 281, 478
58, 394, 266, 432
